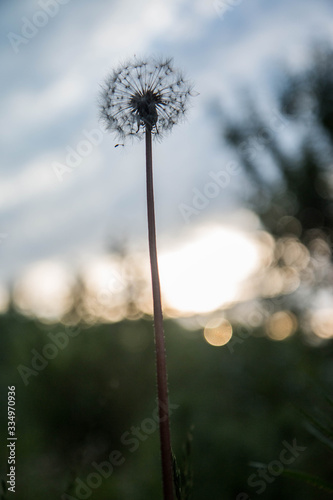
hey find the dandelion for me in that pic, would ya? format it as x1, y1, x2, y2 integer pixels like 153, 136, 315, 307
100, 57, 192, 139
100, 56, 193, 500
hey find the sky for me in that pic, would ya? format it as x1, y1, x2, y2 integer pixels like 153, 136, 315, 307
1, 0, 333, 317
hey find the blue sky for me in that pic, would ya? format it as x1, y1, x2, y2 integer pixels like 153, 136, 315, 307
1, 0, 333, 285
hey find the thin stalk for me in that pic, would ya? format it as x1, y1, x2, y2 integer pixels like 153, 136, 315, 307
145, 126, 175, 500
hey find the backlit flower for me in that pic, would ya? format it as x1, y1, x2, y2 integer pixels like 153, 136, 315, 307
99, 56, 193, 139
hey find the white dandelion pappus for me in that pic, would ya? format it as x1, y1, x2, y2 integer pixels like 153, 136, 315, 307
99, 57, 193, 140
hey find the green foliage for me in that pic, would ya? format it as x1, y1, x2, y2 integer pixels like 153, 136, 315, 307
251, 396, 333, 496
172, 427, 194, 500
1, 311, 333, 499
300, 409, 333, 452
283, 398, 333, 494
0, 479, 7, 500
282, 469, 333, 494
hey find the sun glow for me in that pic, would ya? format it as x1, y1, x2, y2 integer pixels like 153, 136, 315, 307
13, 261, 74, 322
11, 225, 267, 321
159, 226, 261, 315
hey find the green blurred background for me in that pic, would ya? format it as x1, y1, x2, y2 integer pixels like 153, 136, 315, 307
1, 313, 333, 499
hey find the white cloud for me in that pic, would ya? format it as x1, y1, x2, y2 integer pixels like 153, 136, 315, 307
0, 72, 87, 141
0, 155, 59, 210
1, 0, 333, 284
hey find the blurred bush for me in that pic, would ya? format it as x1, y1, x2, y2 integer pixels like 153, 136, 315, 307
1, 310, 333, 499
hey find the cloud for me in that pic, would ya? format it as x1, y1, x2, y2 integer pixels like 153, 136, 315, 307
1, 0, 333, 284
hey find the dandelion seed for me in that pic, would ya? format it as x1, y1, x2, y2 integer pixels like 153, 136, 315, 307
99, 56, 193, 140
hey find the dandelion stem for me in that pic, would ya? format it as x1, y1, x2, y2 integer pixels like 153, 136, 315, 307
145, 126, 175, 500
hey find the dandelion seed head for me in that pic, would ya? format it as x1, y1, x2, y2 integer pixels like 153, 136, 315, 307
99, 56, 193, 140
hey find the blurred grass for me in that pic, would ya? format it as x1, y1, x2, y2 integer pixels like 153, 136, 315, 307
1, 310, 333, 499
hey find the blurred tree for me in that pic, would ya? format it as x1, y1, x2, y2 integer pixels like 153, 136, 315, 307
221, 45, 333, 243
218, 44, 333, 323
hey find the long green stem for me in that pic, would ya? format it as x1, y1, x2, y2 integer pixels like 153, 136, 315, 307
145, 127, 174, 500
